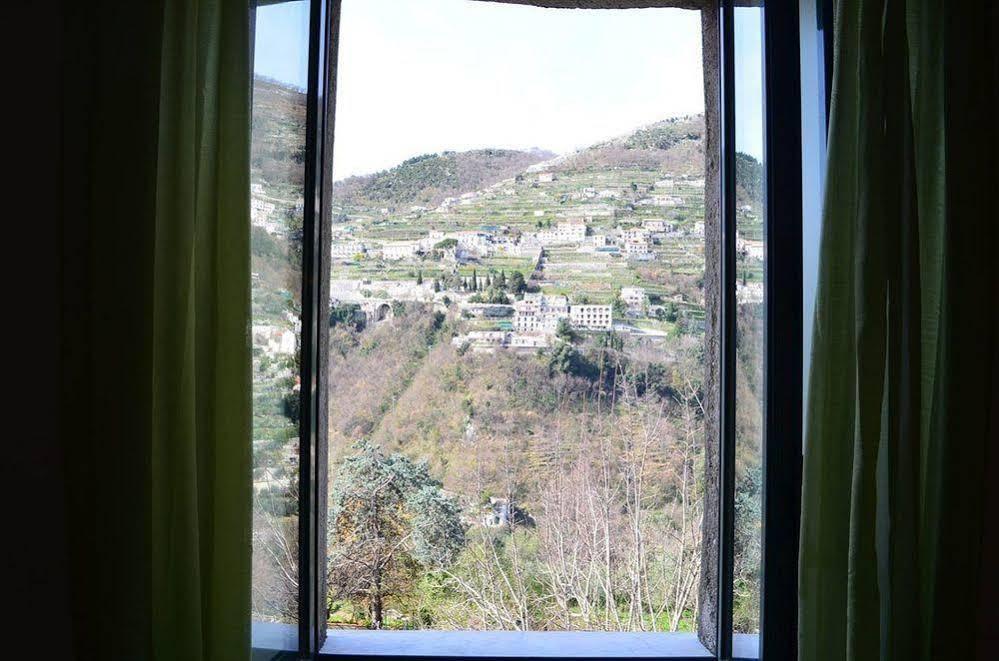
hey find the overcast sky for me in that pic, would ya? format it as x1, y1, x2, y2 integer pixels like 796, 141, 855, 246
254, 0, 763, 181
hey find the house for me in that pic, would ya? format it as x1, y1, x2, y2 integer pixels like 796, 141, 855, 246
620, 286, 646, 312
481, 497, 535, 528
513, 293, 569, 334
652, 194, 684, 207
738, 236, 765, 260
570, 304, 613, 331
252, 325, 297, 355
509, 333, 549, 349
643, 219, 671, 232
620, 228, 650, 244
623, 240, 653, 259
537, 172, 555, 183
454, 231, 493, 256
536, 220, 587, 245
330, 241, 365, 261
381, 241, 421, 261
451, 331, 510, 352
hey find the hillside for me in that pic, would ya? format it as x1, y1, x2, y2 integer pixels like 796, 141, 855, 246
551, 114, 706, 175
252, 76, 308, 190
332, 148, 555, 209
250, 76, 766, 631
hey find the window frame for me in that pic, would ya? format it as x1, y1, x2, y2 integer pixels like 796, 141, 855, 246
254, 0, 813, 658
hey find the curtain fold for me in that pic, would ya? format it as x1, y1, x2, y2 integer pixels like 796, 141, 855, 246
62, 0, 252, 659
800, 2, 998, 661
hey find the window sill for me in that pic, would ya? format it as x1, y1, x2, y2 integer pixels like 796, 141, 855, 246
254, 621, 761, 660
320, 630, 714, 660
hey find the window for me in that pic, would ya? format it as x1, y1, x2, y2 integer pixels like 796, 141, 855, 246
326, 0, 708, 636
250, 0, 311, 651
250, 1, 806, 658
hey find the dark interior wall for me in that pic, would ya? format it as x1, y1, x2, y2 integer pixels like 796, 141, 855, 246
10, 1, 164, 656
6, 1, 72, 657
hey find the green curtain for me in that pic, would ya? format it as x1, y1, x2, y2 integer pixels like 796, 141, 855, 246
800, 1, 997, 660
61, 0, 252, 659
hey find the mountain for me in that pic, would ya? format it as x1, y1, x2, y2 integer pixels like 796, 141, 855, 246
549, 114, 706, 175
332, 148, 555, 209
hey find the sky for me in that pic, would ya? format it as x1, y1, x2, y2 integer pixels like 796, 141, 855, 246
254, 0, 764, 181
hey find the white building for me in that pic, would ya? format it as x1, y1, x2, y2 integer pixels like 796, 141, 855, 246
538, 172, 555, 183
737, 237, 765, 261
509, 333, 549, 349
620, 286, 646, 312
452, 331, 509, 352
570, 304, 613, 331
652, 194, 684, 207
454, 231, 493, 256
330, 241, 365, 261
250, 196, 276, 228
381, 241, 421, 261
643, 219, 672, 233
623, 240, 653, 259
620, 228, 651, 244
536, 220, 587, 245
513, 293, 569, 334
252, 325, 297, 355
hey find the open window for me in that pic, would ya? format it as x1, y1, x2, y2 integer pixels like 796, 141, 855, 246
250, 1, 807, 659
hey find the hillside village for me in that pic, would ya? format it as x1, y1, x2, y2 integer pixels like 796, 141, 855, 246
249, 76, 766, 631
323, 147, 762, 355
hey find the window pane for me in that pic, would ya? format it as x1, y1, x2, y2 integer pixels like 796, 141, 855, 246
325, 0, 717, 634
250, 0, 310, 640
732, 3, 765, 652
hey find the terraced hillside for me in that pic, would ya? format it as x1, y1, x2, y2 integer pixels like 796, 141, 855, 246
249, 74, 766, 633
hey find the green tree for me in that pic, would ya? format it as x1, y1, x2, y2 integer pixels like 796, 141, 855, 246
433, 278, 441, 293
509, 271, 526, 295
416, 270, 423, 285
328, 441, 464, 629
555, 318, 577, 344
471, 269, 478, 292
498, 270, 507, 289
612, 295, 628, 319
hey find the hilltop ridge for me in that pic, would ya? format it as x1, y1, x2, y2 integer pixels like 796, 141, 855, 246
332, 147, 556, 209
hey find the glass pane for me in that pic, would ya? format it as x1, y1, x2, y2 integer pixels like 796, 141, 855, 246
325, 0, 716, 634
250, 0, 310, 642
732, 3, 765, 654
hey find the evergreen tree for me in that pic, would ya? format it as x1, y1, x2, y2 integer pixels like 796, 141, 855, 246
328, 441, 464, 629
509, 271, 526, 295
416, 270, 423, 285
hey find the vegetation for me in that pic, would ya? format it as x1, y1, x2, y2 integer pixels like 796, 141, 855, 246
328, 441, 464, 629
332, 148, 554, 209
250, 77, 765, 634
